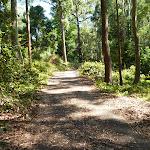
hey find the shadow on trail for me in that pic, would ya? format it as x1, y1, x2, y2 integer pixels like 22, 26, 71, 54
1, 71, 150, 150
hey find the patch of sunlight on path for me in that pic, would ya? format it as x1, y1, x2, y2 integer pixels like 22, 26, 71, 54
63, 99, 124, 120
44, 70, 125, 122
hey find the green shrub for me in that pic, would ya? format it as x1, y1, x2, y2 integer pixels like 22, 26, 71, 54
79, 62, 150, 101
0, 48, 41, 113
79, 61, 105, 77
33, 60, 53, 75
141, 47, 150, 75
100, 68, 149, 100
121, 65, 135, 83
49, 54, 63, 65
0, 48, 77, 113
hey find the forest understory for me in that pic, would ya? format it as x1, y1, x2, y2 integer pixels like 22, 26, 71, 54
0, 70, 150, 150
1, 0, 150, 149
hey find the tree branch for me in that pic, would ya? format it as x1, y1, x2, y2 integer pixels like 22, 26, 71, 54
72, 13, 77, 18
79, 16, 91, 23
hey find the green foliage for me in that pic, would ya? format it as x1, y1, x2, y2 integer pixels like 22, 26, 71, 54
141, 47, 150, 75
48, 54, 76, 71
79, 63, 150, 101
1, 0, 150, 114
121, 40, 135, 68
0, 48, 40, 113
79, 61, 105, 77
0, 122, 10, 132
49, 54, 63, 65
96, 76, 150, 101
68, 62, 81, 69
30, 5, 46, 39
33, 59, 54, 84
0, 47, 56, 113
0, 49, 76, 114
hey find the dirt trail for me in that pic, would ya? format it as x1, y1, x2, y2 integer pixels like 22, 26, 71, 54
1, 70, 150, 150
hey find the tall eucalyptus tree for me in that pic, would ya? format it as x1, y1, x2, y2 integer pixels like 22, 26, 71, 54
132, 0, 140, 84
92, 2, 102, 62
116, 0, 123, 85
71, 0, 94, 63
101, 0, 113, 84
51, 0, 72, 63
11, 0, 24, 64
58, 0, 67, 63
26, 0, 32, 65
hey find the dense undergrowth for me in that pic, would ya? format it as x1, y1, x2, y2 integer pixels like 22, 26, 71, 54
0, 49, 73, 114
79, 62, 150, 101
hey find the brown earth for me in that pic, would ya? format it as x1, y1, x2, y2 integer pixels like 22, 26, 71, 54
0, 70, 150, 150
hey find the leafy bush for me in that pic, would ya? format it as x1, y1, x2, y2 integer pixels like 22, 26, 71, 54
49, 54, 63, 65
33, 60, 55, 84
78, 62, 150, 101
0, 48, 77, 113
0, 48, 41, 113
47, 54, 76, 71
78, 62, 105, 77
141, 47, 150, 75
33, 60, 53, 75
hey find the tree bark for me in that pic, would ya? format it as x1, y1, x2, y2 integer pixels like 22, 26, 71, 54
26, 0, 32, 65
149, 15, 150, 49
101, 0, 113, 84
77, 16, 82, 63
96, 26, 100, 62
59, 1, 67, 63
11, 0, 24, 64
116, 0, 123, 85
128, 0, 131, 19
122, 0, 126, 41
132, 0, 140, 84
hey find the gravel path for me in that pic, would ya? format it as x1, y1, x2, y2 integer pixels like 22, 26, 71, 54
1, 70, 150, 150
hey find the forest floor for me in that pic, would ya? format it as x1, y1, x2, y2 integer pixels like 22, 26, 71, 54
0, 70, 150, 150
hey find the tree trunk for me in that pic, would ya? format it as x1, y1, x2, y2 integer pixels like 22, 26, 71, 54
116, 0, 123, 85
128, 0, 132, 19
11, 0, 24, 64
101, 0, 113, 84
36, 28, 38, 47
26, 0, 32, 65
122, 0, 126, 41
95, 25, 100, 62
59, 1, 67, 63
149, 15, 150, 49
132, 0, 140, 84
77, 16, 82, 63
